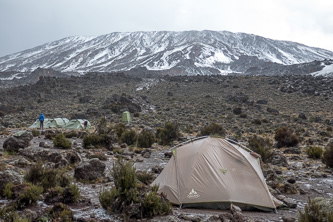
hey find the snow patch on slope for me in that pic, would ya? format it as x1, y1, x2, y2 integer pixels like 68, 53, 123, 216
312, 63, 333, 76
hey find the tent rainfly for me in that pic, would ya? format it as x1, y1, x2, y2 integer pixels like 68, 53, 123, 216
151, 137, 282, 211
29, 118, 69, 129
122, 111, 132, 122
65, 119, 91, 129
29, 118, 91, 129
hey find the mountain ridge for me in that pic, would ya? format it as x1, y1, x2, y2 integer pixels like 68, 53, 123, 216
0, 30, 333, 75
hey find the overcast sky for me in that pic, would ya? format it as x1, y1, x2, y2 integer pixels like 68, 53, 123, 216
1, 0, 333, 57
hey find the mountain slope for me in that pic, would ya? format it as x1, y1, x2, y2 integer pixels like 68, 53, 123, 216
0, 30, 333, 74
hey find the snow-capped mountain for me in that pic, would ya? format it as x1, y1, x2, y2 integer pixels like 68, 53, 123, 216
0, 30, 333, 75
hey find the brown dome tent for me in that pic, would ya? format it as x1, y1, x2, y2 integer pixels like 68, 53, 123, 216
151, 137, 282, 211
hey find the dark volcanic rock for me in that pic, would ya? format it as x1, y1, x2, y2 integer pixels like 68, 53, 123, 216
0, 169, 22, 196
3, 130, 33, 152
271, 152, 288, 167
74, 158, 106, 181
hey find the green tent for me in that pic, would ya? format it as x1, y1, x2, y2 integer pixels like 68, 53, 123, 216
29, 118, 91, 129
65, 119, 91, 129
29, 118, 69, 129
122, 111, 132, 123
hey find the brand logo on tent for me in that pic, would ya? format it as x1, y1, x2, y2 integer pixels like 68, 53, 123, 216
187, 189, 200, 199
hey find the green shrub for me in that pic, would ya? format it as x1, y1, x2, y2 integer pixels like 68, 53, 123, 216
16, 183, 43, 209
0, 162, 6, 171
253, 119, 262, 125
31, 129, 40, 137
0, 205, 31, 222
4, 182, 14, 199
120, 129, 137, 146
24, 161, 44, 185
89, 152, 108, 161
112, 160, 137, 200
64, 130, 78, 138
298, 197, 333, 222
142, 186, 172, 218
156, 121, 180, 145
274, 126, 299, 148
45, 186, 64, 202
83, 133, 115, 149
136, 170, 155, 185
114, 123, 126, 138
239, 113, 247, 118
53, 133, 72, 149
200, 123, 225, 137
322, 143, 333, 168
83, 134, 102, 148
248, 135, 273, 163
306, 146, 324, 159
138, 130, 155, 148
63, 183, 80, 204
48, 203, 74, 222
99, 187, 118, 210
24, 161, 70, 190
99, 159, 172, 220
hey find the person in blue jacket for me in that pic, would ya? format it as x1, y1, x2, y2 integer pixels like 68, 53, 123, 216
39, 113, 44, 130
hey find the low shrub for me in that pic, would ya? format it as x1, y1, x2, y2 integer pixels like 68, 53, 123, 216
64, 130, 78, 138
53, 133, 72, 149
99, 187, 118, 210
31, 129, 40, 137
322, 143, 333, 168
88, 152, 108, 161
142, 185, 172, 218
48, 203, 74, 222
0, 205, 30, 222
0, 162, 6, 171
24, 161, 70, 190
16, 183, 43, 209
112, 160, 137, 200
306, 146, 324, 159
24, 161, 44, 185
253, 119, 262, 125
248, 135, 273, 163
298, 197, 333, 222
239, 113, 247, 118
138, 130, 155, 148
120, 129, 137, 146
200, 123, 225, 137
136, 170, 155, 185
99, 159, 172, 220
274, 126, 299, 148
114, 123, 126, 138
83, 134, 102, 148
83, 133, 115, 149
4, 182, 14, 199
156, 121, 180, 145
63, 183, 80, 204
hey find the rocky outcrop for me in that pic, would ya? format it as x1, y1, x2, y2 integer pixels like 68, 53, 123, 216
74, 158, 106, 181
3, 130, 33, 152
0, 169, 22, 195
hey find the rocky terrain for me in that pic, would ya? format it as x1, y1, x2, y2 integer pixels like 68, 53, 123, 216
0, 72, 333, 221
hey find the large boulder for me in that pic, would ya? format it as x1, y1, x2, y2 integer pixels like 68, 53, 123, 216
0, 169, 22, 196
3, 130, 33, 152
74, 158, 105, 181
270, 152, 288, 167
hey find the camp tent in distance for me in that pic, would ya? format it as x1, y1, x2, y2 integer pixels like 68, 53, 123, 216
151, 136, 282, 211
29, 118, 91, 129
122, 111, 132, 123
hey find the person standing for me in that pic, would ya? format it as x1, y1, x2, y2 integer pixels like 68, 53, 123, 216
39, 113, 44, 130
